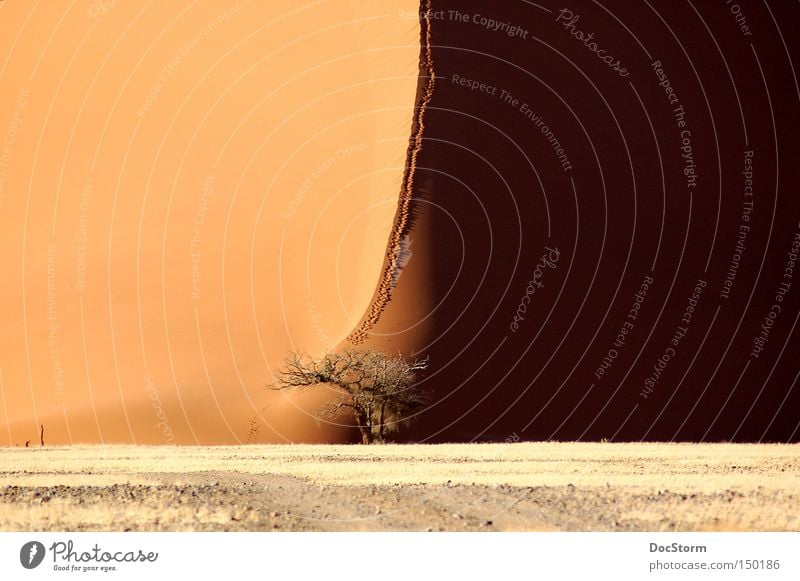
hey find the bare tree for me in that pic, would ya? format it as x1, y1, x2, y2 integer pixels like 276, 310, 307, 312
270, 349, 428, 444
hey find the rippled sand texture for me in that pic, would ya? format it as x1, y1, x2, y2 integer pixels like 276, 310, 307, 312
0, 1, 421, 445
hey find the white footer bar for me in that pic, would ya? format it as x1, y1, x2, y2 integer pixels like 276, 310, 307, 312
1, 532, 797, 580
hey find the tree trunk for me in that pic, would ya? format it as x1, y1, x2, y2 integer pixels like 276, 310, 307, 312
360, 428, 372, 445
354, 409, 373, 444
378, 400, 387, 443
365, 403, 375, 443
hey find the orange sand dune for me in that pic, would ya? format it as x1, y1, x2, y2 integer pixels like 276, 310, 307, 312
0, 0, 420, 445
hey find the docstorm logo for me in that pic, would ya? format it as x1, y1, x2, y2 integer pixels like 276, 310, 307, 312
20, 541, 46, 569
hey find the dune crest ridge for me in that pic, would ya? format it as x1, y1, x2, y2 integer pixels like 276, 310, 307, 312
346, 0, 436, 346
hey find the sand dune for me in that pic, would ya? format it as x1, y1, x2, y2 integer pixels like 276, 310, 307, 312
3, 0, 799, 446
0, 1, 420, 445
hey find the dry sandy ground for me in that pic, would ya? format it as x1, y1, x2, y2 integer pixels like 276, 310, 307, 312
1, 443, 798, 532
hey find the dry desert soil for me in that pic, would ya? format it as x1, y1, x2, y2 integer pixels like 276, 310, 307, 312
1, 443, 798, 531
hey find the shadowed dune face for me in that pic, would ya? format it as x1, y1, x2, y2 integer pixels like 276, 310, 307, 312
350, 0, 800, 443
0, 0, 421, 445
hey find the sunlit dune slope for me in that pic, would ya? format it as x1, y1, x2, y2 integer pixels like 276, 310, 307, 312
0, 0, 421, 445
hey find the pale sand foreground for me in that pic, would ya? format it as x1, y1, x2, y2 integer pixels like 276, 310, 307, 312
1, 443, 798, 531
